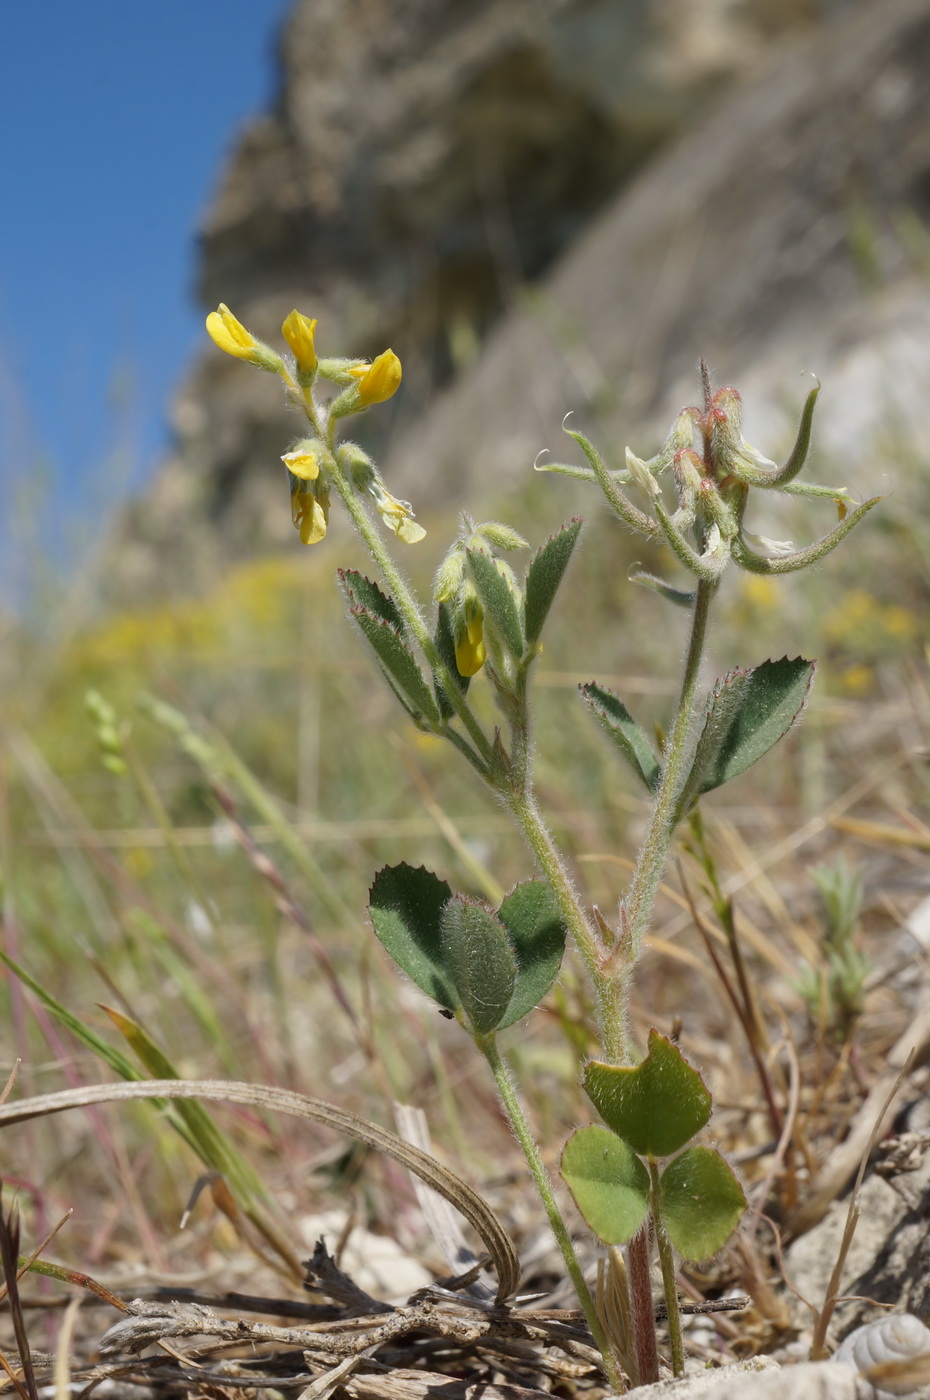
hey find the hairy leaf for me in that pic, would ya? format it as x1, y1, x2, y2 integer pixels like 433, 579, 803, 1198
580, 682, 662, 792
524, 519, 582, 646
369, 864, 457, 1012
584, 1031, 711, 1157
466, 548, 525, 661
561, 1126, 650, 1243
441, 896, 516, 1034
658, 1147, 746, 1260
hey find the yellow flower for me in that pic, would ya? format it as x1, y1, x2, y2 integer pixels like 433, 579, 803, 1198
281, 310, 318, 377
282, 446, 321, 480
290, 479, 330, 545
350, 349, 403, 406
455, 606, 486, 678
368, 480, 426, 543
205, 304, 282, 371
206, 304, 259, 358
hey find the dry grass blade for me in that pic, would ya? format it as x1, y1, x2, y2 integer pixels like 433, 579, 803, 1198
393, 1103, 488, 1294
787, 1001, 930, 1238
808, 1049, 915, 1360
0, 1192, 39, 1400
53, 1296, 81, 1400
0, 1078, 521, 1301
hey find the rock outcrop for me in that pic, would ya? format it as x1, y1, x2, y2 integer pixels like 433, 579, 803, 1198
110, 0, 930, 601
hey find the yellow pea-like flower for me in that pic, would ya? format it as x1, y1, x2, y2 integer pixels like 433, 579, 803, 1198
281, 310, 318, 377
206, 304, 283, 372
369, 481, 426, 543
351, 349, 403, 406
206, 304, 259, 358
290, 481, 330, 545
455, 608, 486, 677
282, 446, 321, 481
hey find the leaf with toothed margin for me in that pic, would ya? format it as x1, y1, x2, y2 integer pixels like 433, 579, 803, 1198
584, 1031, 711, 1157
680, 657, 815, 811
350, 607, 441, 723
524, 519, 582, 647
369, 864, 458, 1012
495, 880, 566, 1028
338, 569, 408, 636
580, 682, 662, 793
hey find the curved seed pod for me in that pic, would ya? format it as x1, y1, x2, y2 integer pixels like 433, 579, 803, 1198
834, 1314, 930, 1396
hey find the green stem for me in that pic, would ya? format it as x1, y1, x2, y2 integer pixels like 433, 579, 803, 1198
649, 1160, 684, 1376
478, 1034, 625, 1395
620, 578, 716, 977
324, 450, 495, 768
505, 787, 632, 1061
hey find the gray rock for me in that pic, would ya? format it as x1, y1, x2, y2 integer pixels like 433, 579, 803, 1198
108, 0, 903, 601
784, 1148, 930, 1339
626, 1358, 869, 1399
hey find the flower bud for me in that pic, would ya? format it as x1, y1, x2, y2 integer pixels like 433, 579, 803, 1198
206, 304, 284, 373
625, 448, 661, 499
281, 310, 318, 379
337, 442, 377, 492
434, 547, 466, 605
478, 521, 529, 552
455, 597, 486, 677
351, 349, 403, 407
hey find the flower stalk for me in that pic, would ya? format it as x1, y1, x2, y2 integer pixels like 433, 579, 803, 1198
207, 308, 880, 1387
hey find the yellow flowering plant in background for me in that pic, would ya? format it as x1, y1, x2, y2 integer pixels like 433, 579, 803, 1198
203, 308, 881, 1388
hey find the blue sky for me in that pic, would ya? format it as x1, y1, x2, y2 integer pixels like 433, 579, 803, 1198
0, 1, 292, 602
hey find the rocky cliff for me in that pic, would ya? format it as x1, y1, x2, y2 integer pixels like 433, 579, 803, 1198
110, 0, 929, 601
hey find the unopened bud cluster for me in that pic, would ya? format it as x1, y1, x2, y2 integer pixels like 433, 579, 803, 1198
206, 304, 421, 548
565, 371, 879, 586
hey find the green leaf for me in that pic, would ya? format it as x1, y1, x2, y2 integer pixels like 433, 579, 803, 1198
0, 954, 146, 1087
524, 519, 582, 647
440, 897, 516, 1034
433, 601, 470, 719
3, 960, 301, 1273
629, 570, 696, 608
495, 880, 567, 1028
338, 569, 407, 636
561, 1126, 650, 1244
580, 682, 662, 792
369, 864, 458, 1012
584, 1031, 712, 1157
466, 547, 525, 661
533, 460, 598, 481
658, 1147, 746, 1260
101, 1007, 268, 1203
350, 607, 441, 723
685, 657, 815, 803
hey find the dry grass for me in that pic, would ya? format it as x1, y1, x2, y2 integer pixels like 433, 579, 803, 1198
0, 472, 927, 1393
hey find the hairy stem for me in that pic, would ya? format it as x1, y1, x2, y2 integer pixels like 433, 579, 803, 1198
619, 578, 716, 989
628, 1227, 660, 1384
649, 1160, 684, 1376
324, 450, 495, 767
478, 1034, 625, 1394
505, 788, 632, 1061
